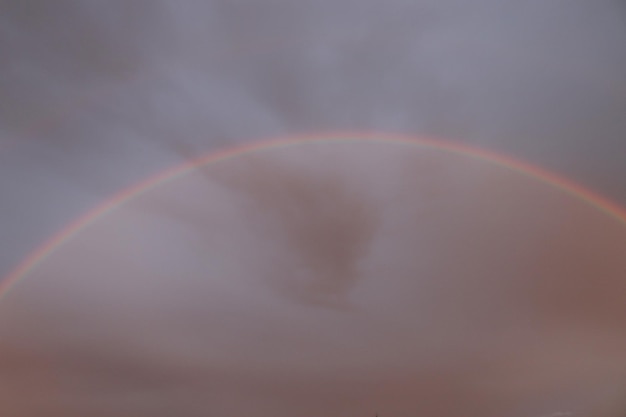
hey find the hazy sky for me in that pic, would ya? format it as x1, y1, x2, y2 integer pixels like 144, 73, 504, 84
1, 1, 626, 416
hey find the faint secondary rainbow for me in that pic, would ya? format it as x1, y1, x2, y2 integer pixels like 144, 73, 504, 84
3, 133, 626, 299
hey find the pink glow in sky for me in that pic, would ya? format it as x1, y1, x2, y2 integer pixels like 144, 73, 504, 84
2, 140, 626, 416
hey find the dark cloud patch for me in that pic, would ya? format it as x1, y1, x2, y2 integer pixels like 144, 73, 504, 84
204, 152, 380, 310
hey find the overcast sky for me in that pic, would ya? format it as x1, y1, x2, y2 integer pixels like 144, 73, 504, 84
1, 1, 626, 416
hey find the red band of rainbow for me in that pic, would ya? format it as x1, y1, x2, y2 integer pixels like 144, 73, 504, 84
3, 133, 626, 298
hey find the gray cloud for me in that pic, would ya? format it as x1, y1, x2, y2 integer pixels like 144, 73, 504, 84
1, 1, 626, 416
203, 152, 380, 310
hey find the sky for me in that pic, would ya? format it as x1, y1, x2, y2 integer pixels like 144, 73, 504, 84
1, 1, 626, 416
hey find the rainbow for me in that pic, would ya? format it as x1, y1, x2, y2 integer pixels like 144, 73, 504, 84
3, 133, 626, 299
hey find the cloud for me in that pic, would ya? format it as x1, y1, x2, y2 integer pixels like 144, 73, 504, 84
1, 1, 626, 416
